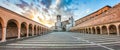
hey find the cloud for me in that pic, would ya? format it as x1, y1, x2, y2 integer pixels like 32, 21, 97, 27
0, 0, 81, 27
41, 0, 52, 8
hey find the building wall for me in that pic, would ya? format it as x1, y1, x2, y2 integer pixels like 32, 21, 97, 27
0, 6, 50, 41
75, 5, 111, 26
80, 5, 120, 27
70, 3, 120, 36
71, 3, 120, 29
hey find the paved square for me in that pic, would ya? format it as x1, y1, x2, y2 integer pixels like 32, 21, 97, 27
1, 32, 120, 50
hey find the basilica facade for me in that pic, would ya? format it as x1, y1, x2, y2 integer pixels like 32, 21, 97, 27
55, 15, 75, 31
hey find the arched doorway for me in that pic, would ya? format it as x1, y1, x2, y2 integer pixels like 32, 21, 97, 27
92, 27, 95, 34
96, 27, 100, 34
118, 24, 120, 35
39, 27, 41, 34
109, 25, 117, 35
6, 19, 18, 39
89, 28, 91, 34
87, 28, 89, 34
21, 22, 27, 37
34, 25, 36, 35
0, 23, 2, 40
37, 26, 40, 35
85, 28, 88, 33
29, 24, 32, 36
102, 26, 107, 35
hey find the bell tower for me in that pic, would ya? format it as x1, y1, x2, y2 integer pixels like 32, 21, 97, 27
55, 15, 62, 31
57, 15, 61, 22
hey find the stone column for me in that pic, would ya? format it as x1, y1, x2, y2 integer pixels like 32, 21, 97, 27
26, 26, 29, 37
46, 29, 47, 33
39, 27, 41, 35
43, 28, 44, 34
32, 26, 34, 36
95, 27, 97, 34
85, 28, 86, 33
100, 26, 103, 34
41, 28, 43, 34
83, 29, 85, 33
79, 29, 81, 33
88, 28, 89, 34
82, 29, 84, 33
36, 27, 37, 35
18, 26, 21, 39
116, 25, 119, 36
40, 28, 41, 34
1, 27, 6, 42
44, 28, 46, 33
107, 26, 110, 35
86, 28, 88, 34
91, 27, 93, 34
39, 28, 40, 35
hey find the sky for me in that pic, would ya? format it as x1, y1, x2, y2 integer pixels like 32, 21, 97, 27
0, 0, 120, 27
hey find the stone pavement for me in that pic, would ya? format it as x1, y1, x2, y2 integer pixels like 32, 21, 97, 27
0, 32, 120, 50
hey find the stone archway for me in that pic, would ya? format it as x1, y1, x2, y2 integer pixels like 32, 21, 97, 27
37, 26, 39, 35
109, 25, 117, 35
6, 19, 18, 39
96, 27, 100, 34
0, 23, 2, 40
89, 28, 91, 34
86, 28, 88, 33
102, 26, 107, 35
87, 28, 89, 34
29, 24, 32, 36
21, 22, 27, 37
0, 17, 4, 41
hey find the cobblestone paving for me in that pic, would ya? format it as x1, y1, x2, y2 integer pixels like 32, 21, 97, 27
0, 32, 120, 50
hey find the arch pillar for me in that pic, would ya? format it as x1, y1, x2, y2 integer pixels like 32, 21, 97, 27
26, 25, 29, 37
41, 27, 43, 34
95, 27, 97, 34
46, 28, 47, 33
45, 28, 46, 33
32, 25, 34, 36
43, 28, 45, 34
83, 29, 85, 33
17, 24, 21, 39
39, 27, 41, 35
1, 26, 7, 42
41, 27, 42, 34
100, 26, 102, 34
82, 29, 84, 33
79, 29, 81, 33
91, 27, 93, 34
107, 25, 110, 35
36, 26, 37, 35
87, 28, 89, 34
115, 24, 119, 36
82, 29, 83, 33
85, 28, 86, 33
